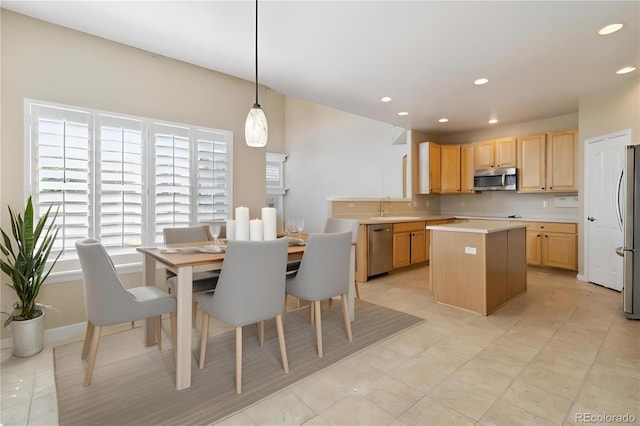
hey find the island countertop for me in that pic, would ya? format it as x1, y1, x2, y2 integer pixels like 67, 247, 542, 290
426, 220, 527, 234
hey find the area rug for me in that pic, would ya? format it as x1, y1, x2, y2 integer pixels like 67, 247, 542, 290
54, 299, 424, 426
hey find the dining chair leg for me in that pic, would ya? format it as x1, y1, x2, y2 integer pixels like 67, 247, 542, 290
81, 321, 95, 360
275, 314, 289, 374
258, 321, 265, 347
235, 326, 242, 394
170, 312, 177, 362
192, 301, 198, 328
355, 280, 360, 299
199, 312, 210, 369
310, 301, 315, 325
341, 294, 353, 342
156, 316, 162, 351
83, 325, 102, 387
314, 300, 323, 358
282, 294, 288, 325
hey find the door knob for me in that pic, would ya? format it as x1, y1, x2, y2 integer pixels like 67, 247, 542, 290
588, 217, 596, 222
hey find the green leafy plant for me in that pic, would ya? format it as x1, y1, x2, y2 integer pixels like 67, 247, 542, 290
0, 196, 60, 327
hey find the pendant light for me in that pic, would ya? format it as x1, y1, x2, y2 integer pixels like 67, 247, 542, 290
245, 0, 268, 148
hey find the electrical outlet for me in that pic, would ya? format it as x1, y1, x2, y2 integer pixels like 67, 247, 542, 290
543, 200, 548, 208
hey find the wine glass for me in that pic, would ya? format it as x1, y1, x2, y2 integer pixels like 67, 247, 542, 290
285, 219, 296, 237
210, 224, 221, 244
294, 218, 305, 238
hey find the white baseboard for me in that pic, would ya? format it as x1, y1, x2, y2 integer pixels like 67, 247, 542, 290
1, 321, 86, 350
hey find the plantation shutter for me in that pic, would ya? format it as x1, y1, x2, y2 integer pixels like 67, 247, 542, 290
30, 104, 92, 254
97, 114, 144, 249
195, 129, 230, 223
152, 123, 192, 243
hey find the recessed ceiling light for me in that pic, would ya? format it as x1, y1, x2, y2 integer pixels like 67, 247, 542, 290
380, 96, 393, 103
616, 66, 637, 75
474, 78, 489, 85
397, 111, 409, 116
488, 119, 498, 124
438, 118, 449, 123
598, 23, 625, 35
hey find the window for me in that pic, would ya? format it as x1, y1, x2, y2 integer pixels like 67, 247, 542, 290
26, 100, 233, 278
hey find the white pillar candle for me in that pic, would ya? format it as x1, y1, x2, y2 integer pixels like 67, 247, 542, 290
250, 219, 263, 241
226, 219, 236, 241
235, 206, 250, 241
261, 207, 277, 240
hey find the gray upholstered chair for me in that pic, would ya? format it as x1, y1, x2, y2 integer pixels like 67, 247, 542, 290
324, 218, 360, 298
163, 225, 219, 326
76, 238, 177, 387
285, 232, 353, 358
196, 238, 289, 394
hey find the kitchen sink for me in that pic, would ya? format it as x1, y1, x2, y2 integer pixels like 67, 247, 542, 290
368, 216, 422, 221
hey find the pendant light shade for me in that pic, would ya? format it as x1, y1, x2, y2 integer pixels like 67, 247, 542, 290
245, 104, 268, 147
245, 0, 268, 148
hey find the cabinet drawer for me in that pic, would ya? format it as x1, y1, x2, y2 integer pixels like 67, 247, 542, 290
526, 222, 576, 234
394, 221, 426, 233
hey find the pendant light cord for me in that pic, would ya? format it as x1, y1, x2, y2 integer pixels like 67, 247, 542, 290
254, 0, 259, 107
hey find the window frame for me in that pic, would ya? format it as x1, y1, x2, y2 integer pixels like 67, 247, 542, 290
24, 99, 234, 283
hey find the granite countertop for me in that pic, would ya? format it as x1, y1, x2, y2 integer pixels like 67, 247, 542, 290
356, 215, 455, 225
426, 220, 527, 234
454, 215, 578, 224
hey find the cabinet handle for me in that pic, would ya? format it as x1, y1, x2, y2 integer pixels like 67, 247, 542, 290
540, 226, 544, 229
545, 235, 548, 238
536, 234, 541, 237
549, 187, 552, 189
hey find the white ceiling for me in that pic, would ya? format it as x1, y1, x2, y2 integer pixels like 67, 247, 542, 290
3, 1, 639, 135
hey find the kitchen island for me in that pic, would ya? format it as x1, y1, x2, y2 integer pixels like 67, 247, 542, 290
426, 220, 527, 316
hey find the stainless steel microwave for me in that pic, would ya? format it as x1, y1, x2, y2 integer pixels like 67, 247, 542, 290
473, 167, 517, 191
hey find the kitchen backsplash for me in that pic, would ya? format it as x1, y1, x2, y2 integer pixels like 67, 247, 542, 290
329, 191, 578, 222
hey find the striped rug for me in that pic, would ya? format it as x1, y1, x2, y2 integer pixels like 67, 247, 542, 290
54, 299, 423, 425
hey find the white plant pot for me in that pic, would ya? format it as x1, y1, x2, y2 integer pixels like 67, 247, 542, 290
10, 310, 45, 357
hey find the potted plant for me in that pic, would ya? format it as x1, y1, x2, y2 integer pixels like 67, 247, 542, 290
1, 196, 60, 357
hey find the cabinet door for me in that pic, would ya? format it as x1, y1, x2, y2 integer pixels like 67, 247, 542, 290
495, 137, 517, 168
542, 232, 577, 270
526, 230, 542, 265
392, 232, 411, 268
411, 230, 426, 263
519, 134, 546, 192
547, 129, 578, 192
460, 144, 475, 193
474, 140, 495, 170
429, 143, 442, 193
440, 144, 461, 194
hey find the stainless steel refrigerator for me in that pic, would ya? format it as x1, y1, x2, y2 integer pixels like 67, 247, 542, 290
617, 145, 640, 319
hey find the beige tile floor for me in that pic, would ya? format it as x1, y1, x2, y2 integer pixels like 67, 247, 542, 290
1, 265, 639, 425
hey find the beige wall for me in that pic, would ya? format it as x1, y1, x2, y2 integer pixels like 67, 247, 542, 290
577, 76, 640, 277
0, 10, 285, 337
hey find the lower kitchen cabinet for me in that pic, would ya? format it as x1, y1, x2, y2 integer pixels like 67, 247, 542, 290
525, 222, 577, 271
393, 221, 426, 268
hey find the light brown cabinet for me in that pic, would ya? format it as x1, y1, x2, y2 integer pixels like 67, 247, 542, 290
418, 142, 441, 194
518, 129, 578, 192
460, 144, 475, 194
525, 222, 577, 271
474, 137, 517, 170
393, 221, 426, 268
440, 144, 461, 194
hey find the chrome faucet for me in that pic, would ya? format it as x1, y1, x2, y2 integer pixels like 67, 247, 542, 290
379, 196, 393, 217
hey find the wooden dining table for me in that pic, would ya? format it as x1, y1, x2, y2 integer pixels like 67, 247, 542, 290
137, 238, 356, 391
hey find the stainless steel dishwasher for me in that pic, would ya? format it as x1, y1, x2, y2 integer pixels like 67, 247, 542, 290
367, 223, 393, 277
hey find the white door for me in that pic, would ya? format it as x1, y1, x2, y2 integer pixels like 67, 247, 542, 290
585, 130, 629, 290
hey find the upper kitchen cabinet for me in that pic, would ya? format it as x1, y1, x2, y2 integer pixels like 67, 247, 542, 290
518, 128, 577, 192
418, 142, 441, 194
460, 144, 475, 194
474, 137, 517, 170
440, 144, 461, 194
